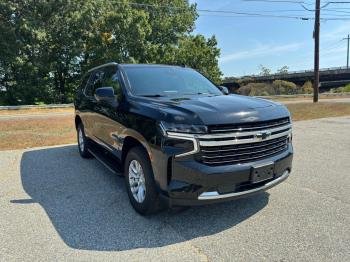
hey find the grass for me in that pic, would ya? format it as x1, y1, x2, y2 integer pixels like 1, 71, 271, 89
271, 94, 350, 103
0, 116, 76, 150
0, 107, 73, 115
286, 102, 350, 121
0, 102, 349, 151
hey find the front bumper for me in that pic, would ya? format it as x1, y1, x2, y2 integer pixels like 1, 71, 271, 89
161, 145, 293, 207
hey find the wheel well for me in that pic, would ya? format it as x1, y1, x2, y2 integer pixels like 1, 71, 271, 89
75, 116, 82, 130
121, 137, 146, 166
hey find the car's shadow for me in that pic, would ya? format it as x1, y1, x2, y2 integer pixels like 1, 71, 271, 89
13, 145, 269, 251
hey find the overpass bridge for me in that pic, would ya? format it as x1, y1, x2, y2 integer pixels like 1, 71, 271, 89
223, 66, 350, 92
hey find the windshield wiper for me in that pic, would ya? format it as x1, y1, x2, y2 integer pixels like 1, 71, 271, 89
184, 92, 216, 96
139, 94, 166, 97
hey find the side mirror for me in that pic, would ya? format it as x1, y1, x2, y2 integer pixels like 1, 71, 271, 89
94, 87, 115, 102
218, 85, 229, 95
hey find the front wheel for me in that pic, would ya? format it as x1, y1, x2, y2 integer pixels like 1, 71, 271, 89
124, 147, 162, 215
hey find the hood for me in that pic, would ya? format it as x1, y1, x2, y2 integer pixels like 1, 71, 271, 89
129, 94, 290, 126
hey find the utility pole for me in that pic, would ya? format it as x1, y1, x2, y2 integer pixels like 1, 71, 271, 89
345, 34, 350, 69
313, 0, 320, 103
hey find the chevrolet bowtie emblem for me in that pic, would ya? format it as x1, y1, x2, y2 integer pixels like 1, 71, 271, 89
255, 131, 272, 140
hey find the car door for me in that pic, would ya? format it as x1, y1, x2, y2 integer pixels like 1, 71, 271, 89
83, 70, 104, 139
75, 72, 91, 126
92, 65, 125, 157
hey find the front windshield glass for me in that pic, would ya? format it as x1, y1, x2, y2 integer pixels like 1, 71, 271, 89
123, 66, 222, 97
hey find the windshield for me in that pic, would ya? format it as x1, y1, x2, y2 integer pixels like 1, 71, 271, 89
123, 66, 222, 97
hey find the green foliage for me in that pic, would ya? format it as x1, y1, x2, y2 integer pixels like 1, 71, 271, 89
343, 84, 350, 92
163, 35, 222, 84
302, 81, 313, 94
272, 80, 297, 95
238, 83, 273, 96
0, 0, 222, 105
238, 80, 304, 96
330, 84, 350, 93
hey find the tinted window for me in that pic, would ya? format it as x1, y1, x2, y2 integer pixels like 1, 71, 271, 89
102, 66, 122, 100
123, 66, 222, 97
85, 70, 104, 97
80, 73, 90, 90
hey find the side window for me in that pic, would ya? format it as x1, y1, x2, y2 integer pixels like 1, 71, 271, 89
80, 73, 90, 91
102, 66, 123, 100
85, 70, 104, 97
92, 70, 104, 94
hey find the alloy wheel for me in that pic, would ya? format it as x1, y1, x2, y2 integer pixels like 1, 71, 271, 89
128, 159, 146, 203
78, 128, 84, 152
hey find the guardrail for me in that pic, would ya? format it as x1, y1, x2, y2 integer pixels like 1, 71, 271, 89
0, 104, 74, 110
241, 66, 350, 78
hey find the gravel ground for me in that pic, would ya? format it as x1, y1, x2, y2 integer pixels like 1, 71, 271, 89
0, 116, 349, 261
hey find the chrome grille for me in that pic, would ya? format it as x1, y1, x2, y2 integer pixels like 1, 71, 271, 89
197, 118, 291, 166
208, 117, 290, 133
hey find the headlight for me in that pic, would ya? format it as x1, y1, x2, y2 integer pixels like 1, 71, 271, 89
160, 121, 208, 134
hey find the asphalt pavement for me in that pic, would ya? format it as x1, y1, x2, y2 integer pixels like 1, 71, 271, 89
0, 116, 349, 261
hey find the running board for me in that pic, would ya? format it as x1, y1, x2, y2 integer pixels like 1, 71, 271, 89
88, 145, 123, 176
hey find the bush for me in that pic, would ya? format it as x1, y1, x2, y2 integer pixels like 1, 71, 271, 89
238, 85, 252, 96
238, 80, 303, 96
238, 83, 273, 96
330, 84, 350, 93
272, 80, 297, 95
302, 81, 313, 94
343, 84, 350, 92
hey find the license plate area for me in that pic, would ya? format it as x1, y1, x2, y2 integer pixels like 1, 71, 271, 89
251, 162, 275, 184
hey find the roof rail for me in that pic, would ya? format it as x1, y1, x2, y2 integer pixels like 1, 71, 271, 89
88, 62, 118, 73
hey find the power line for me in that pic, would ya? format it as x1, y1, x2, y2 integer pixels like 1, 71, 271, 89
322, 1, 350, 8
113, 1, 350, 21
242, 0, 309, 4
242, 0, 315, 5
322, 39, 345, 50
197, 10, 314, 20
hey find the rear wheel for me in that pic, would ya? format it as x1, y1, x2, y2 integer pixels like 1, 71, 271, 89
77, 124, 92, 158
124, 146, 162, 215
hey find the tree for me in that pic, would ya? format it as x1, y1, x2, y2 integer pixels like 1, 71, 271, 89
259, 65, 271, 76
277, 66, 289, 74
162, 35, 222, 83
0, 0, 222, 105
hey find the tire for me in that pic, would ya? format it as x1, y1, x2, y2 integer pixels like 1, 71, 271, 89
124, 146, 162, 215
77, 123, 92, 158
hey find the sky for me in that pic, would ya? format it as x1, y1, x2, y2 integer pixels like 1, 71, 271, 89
189, 0, 350, 77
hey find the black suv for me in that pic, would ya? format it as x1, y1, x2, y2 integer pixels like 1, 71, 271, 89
74, 63, 293, 215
